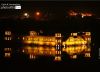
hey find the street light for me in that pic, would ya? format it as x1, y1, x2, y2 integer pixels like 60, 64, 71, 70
23, 13, 29, 18
36, 12, 40, 16
34, 11, 42, 20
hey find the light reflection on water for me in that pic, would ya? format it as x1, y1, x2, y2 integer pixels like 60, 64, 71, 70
20, 45, 91, 61
22, 46, 62, 61
3, 45, 91, 62
3, 32, 91, 62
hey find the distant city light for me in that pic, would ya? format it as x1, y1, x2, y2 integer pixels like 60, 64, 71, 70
68, 10, 78, 16
68, 10, 93, 18
5, 31, 11, 35
81, 13, 92, 18
36, 12, 40, 16
34, 11, 42, 20
23, 13, 29, 18
24, 13, 28, 16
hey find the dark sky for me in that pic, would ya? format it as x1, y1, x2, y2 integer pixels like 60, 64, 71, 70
20, 1, 100, 11
0, 1, 100, 18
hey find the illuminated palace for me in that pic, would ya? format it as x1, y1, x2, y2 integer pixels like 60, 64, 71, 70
22, 31, 62, 46
22, 31, 91, 46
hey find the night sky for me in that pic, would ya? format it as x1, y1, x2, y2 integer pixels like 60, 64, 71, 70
0, 1, 100, 18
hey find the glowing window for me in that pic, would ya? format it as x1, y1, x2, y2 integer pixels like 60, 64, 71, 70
54, 56, 61, 61
88, 38, 91, 41
71, 55, 77, 59
5, 53, 11, 57
4, 48, 11, 51
30, 31, 37, 36
73, 33, 77, 36
5, 31, 11, 35
4, 37, 12, 40
85, 53, 91, 57
85, 32, 91, 36
55, 33, 61, 37
23, 37, 25, 40
29, 54, 34, 59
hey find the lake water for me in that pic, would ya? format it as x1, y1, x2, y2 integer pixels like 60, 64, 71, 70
1, 44, 92, 65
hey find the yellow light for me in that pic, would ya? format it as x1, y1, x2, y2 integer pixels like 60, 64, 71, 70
55, 33, 61, 37
54, 56, 61, 61
51, 42, 56, 46
85, 32, 91, 36
26, 46, 31, 49
57, 51, 61, 54
23, 37, 25, 40
45, 48, 49, 51
71, 55, 77, 59
24, 40, 32, 44
87, 48, 91, 51
45, 42, 49, 45
22, 49, 25, 53
75, 41, 78, 44
23, 13, 29, 18
88, 38, 91, 41
81, 13, 92, 18
36, 12, 40, 16
82, 41, 87, 44
69, 37, 74, 41
81, 45, 86, 50
39, 41, 43, 45
85, 53, 91, 57
29, 54, 35, 59
4, 37, 12, 40
5, 31, 11, 35
5, 53, 11, 57
39, 47, 43, 51
73, 33, 77, 36
69, 10, 78, 16
62, 48, 66, 51
62, 42, 65, 45
51, 48, 55, 51
28, 38, 31, 40
33, 41, 38, 44
34, 38, 38, 41
39, 38, 43, 41
82, 15, 84, 18
30, 31, 37, 36
40, 50, 43, 54
24, 13, 29, 16
50, 51, 52, 55
4, 48, 11, 51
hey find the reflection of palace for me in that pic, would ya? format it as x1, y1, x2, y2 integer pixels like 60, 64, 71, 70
22, 46, 56, 59
22, 46, 62, 61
